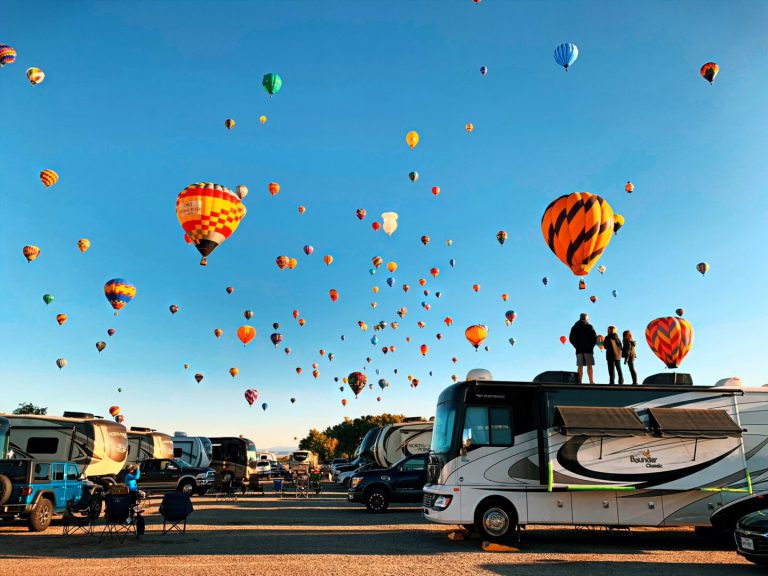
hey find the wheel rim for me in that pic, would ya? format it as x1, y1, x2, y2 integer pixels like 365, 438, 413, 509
369, 493, 385, 510
182, 483, 193, 494
483, 507, 510, 537
39, 504, 50, 525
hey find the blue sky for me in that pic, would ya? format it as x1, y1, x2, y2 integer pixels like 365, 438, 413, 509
1, 0, 766, 450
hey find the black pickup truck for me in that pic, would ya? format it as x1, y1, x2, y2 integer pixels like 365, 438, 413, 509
121, 458, 215, 496
347, 454, 427, 512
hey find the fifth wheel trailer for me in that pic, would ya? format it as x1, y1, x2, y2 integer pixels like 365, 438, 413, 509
172, 432, 213, 467
373, 420, 433, 468
422, 372, 768, 543
125, 427, 174, 466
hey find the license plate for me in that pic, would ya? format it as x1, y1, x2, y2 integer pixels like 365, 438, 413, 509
741, 537, 755, 551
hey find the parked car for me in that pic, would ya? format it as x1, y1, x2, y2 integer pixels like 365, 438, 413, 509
120, 458, 215, 496
0, 459, 101, 531
735, 510, 768, 565
255, 460, 271, 478
347, 454, 427, 512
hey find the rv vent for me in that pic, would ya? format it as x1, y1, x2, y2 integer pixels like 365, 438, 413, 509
642, 373, 693, 386
533, 371, 579, 384
130, 426, 153, 432
466, 368, 493, 381
63, 411, 95, 419
174, 431, 188, 437
714, 377, 742, 387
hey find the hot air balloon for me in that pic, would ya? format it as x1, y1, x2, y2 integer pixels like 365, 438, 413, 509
51, 314, 66, 327
43, 294, 54, 305
290, 398, 296, 404
372, 286, 379, 294
0, 45, 17, 66
194, 373, 204, 383
261, 403, 268, 411
225, 118, 235, 130
287, 257, 298, 270
480, 65, 487, 76
237, 325, 256, 346
382, 212, 398, 236
176, 183, 246, 266
387, 277, 396, 288
421, 235, 431, 246
625, 181, 634, 194
646, 316, 694, 368
696, 262, 709, 276
553, 42, 578, 71
275, 256, 289, 270
225, 286, 233, 295
386, 261, 397, 273
292, 310, 300, 319
596, 335, 605, 350
260, 116, 267, 125
496, 231, 507, 245
542, 277, 549, 286
329, 289, 339, 302
402, 284, 410, 293
40, 169, 58, 187
676, 308, 685, 317
299, 318, 306, 327
104, 279, 136, 314
303, 245, 314, 256
244, 389, 258, 406
431, 186, 440, 197
449, 258, 456, 269
96, 341, 106, 353
312, 369, 319, 378
169, 304, 179, 315
559, 336, 567, 344
284, 347, 291, 355
590, 295, 598, 304
109, 406, 121, 417
372, 222, 381, 232
270, 333, 283, 347
700, 62, 719, 84
465, 123, 474, 133
298, 205, 306, 215
243, 310, 254, 320
107, 328, 115, 337
262, 72, 283, 96
472, 284, 480, 293
26, 67, 45, 84
323, 255, 333, 266
77, 238, 91, 253
268, 182, 280, 197
612, 289, 618, 298
505, 311, 517, 323
56, 358, 67, 370
541, 192, 615, 276
420, 344, 429, 356
465, 325, 488, 350
341, 399, 348, 407
430, 267, 440, 278
419, 278, 427, 287
508, 338, 516, 346
356, 208, 366, 220
371, 256, 383, 269
405, 131, 419, 150
228, 367, 239, 378
213, 328, 223, 338
409, 171, 419, 183
348, 371, 367, 396
447, 239, 453, 247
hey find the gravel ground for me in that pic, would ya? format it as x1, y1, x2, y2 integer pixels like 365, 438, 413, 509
0, 483, 757, 576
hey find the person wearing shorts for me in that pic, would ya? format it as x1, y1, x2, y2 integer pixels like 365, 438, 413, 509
569, 313, 597, 384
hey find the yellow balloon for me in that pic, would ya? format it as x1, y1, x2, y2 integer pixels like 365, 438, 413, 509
381, 212, 399, 236
372, 286, 379, 294
260, 115, 267, 124
386, 262, 397, 273
405, 130, 419, 150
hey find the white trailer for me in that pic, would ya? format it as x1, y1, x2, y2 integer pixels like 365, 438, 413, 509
172, 432, 213, 467
289, 450, 318, 473
422, 372, 768, 543
373, 420, 433, 468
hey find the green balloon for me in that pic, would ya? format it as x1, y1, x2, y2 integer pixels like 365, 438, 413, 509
262, 73, 283, 96
43, 294, 54, 305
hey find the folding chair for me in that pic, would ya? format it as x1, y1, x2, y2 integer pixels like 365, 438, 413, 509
100, 494, 138, 543
296, 475, 309, 498
62, 493, 101, 536
215, 477, 239, 502
159, 492, 194, 535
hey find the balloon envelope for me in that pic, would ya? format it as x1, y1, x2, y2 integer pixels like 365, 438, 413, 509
646, 316, 694, 368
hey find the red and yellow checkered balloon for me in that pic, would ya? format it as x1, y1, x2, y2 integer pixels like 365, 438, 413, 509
645, 316, 694, 369
176, 183, 247, 265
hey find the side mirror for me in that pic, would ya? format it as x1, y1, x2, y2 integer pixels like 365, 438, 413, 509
460, 427, 472, 457
79, 473, 86, 481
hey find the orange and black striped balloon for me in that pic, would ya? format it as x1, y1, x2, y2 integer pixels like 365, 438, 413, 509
645, 316, 694, 369
40, 169, 58, 187
541, 192, 615, 276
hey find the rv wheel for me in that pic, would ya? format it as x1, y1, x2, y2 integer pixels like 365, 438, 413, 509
475, 498, 517, 544
0, 475, 12, 506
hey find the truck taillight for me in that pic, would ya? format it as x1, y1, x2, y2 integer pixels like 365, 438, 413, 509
20, 486, 32, 497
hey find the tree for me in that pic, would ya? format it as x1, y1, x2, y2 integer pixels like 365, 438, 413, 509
298, 413, 406, 460
12, 402, 47, 415
299, 428, 334, 461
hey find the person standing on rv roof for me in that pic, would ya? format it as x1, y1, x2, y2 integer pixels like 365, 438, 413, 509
622, 329, 638, 385
604, 326, 625, 385
569, 313, 597, 384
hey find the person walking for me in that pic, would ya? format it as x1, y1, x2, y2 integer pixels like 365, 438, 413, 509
604, 326, 624, 385
569, 313, 597, 384
622, 329, 638, 384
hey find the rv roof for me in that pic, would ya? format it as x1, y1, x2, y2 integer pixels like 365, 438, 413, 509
1, 413, 119, 424
460, 380, 740, 393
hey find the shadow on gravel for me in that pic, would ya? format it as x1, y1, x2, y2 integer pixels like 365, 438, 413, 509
481, 561, 760, 576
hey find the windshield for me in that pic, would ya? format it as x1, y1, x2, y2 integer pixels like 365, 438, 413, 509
431, 402, 457, 453
201, 438, 212, 460
247, 441, 258, 465
172, 458, 190, 468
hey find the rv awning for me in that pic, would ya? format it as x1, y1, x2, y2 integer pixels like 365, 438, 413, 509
554, 406, 646, 437
648, 408, 743, 438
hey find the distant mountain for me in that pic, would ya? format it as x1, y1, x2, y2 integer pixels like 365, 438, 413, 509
264, 446, 298, 455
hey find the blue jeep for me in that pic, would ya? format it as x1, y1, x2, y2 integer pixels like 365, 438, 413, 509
0, 459, 101, 531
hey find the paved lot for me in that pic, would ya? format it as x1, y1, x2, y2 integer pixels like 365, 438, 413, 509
0, 484, 757, 576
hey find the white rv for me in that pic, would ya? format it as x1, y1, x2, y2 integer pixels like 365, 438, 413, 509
3, 412, 128, 484
373, 420, 433, 468
422, 371, 768, 543
172, 432, 213, 467
126, 427, 174, 466
289, 450, 318, 473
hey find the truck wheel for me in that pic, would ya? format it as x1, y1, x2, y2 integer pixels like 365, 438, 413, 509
365, 488, 390, 513
474, 498, 517, 544
0, 475, 12, 506
27, 498, 53, 532
178, 480, 195, 496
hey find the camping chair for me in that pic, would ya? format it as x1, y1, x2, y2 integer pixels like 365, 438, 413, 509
215, 477, 239, 502
295, 474, 309, 498
309, 471, 322, 496
62, 491, 102, 536
159, 492, 194, 535
100, 494, 138, 543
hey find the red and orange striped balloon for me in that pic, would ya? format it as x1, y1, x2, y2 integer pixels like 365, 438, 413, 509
40, 169, 58, 187
645, 316, 694, 369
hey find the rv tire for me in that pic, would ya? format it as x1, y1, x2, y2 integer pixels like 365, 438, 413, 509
0, 475, 12, 506
474, 498, 517, 544
27, 498, 53, 532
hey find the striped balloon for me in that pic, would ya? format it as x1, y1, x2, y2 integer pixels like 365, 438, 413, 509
645, 316, 694, 369
541, 192, 615, 276
23, 245, 41, 263
26, 67, 45, 85
553, 43, 579, 71
104, 278, 136, 313
244, 389, 258, 406
0, 44, 17, 66
40, 169, 59, 187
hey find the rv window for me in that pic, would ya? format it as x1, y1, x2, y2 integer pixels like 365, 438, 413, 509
432, 403, 457, 453
464, 406, 513, 447
53, 464, 64, 481
34, 463, 50, 481
66, 465, 79, 481
174, 447, 183, 458
26, 437, 59, 454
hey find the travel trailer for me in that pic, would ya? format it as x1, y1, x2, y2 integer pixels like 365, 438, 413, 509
373, 420, 433, 468
125, 427, 174, 466
172, 432, 213, 467
289, 450, 318, 472
3, 412, 128, 484
209, 436, 260, 488
422, 371, 768, 543
0, 417, 9, 459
